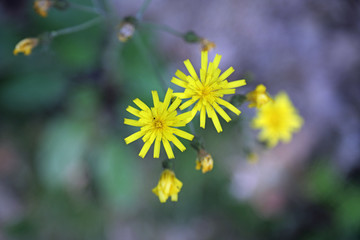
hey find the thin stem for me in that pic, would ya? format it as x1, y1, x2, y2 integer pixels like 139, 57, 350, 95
92, 0, 107, 15
136, 0, 153, 20
69, 2, 102, 15
133, 33, 168, 92
50, 17, 103, 38
140, 22, 184, 38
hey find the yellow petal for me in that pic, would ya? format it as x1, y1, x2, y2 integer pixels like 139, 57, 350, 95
171, 77, 187, 88
201, 51, 208, 72
216, 98, 241, 115
184, 59, 199, 80
227, 79, 246, 88
124, 131, 145, 144
200, 106, 206, 128
124, 118, 143, 126
133, 98, 150, 111
126, 106, 141, 117
152, 91, 160, 107
172, 128, 194, 141
212, 102, 231, 122
218, 67, 234, 81
163, 88, 173, 109
162, 138, 174, 159
153, 135, 162, 158
139, 133, 156, 158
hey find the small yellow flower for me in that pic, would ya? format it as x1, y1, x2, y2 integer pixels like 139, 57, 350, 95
195, 149, 213, 173
118, 22, 135, 42
252, 92, 303, 147
13, 38, 39, 56
172, 51, 246, 133
124, 88, 194, 159
246, 84, 272, 108
200, 38, 216, 52
152, 169, 183, 203
34, 0, 52, 17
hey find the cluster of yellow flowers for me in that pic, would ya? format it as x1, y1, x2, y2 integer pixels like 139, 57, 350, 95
124, 51, 303, 203
125, 51, 246, 202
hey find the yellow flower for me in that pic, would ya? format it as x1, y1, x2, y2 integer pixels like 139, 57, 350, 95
34, 0, 52, 17
172, 51, 246, 132
152, 169, 183, 203
13, 38, 39, 56
195, 149, 213, 173
252, 92, 303, 147
246, 84, 272, 108
200, 38, 216, 52
124, 88, 194, 159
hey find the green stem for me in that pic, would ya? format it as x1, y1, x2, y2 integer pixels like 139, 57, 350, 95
136, 0, 153, 20
140, 22, 184, 38
50, 17, 103, 38
69, 2, 102, 15
133, 33, 168, 92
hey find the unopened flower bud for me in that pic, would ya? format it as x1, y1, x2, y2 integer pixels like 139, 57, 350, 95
246, 84, 272, 108
152, 169, 183, 203
195, 149, 213, 174
13, 38, 39, 56
200, 38, 216, 52
118, 21, 136, 42
34, 0, 52, 17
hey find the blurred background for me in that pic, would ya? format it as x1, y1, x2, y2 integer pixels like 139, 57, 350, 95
1, 0, 360, 239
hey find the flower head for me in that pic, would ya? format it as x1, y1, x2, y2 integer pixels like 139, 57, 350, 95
152, 169, 183, 203
195, 149, 213, 173
124, 88, 194, 159
246, 84, 272, 108
172, 51, 246, 132
13, 38, 39, 56
252, 92, 303, 147
34, 0, 52, 17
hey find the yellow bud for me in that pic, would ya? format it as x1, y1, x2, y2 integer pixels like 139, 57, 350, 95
152, 169, 183, 203
34, 0, 52, 17
13, 38, 39, 56
246, 84, 272, 108
200, 38, 216, 52
195, 149, 214, 174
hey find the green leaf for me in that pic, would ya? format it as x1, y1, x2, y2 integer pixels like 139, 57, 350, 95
305, 161, 343, 203
37, 118, 92, 188
93, 138, 141, 210
0, 72, 66, 112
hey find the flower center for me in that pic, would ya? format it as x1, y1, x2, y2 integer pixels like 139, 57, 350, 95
154, 119, 164, 129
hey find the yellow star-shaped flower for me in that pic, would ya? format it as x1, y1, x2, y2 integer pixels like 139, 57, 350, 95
124, 88, 194, 159
252, 92, 303, 147
172, 51, 246, 132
